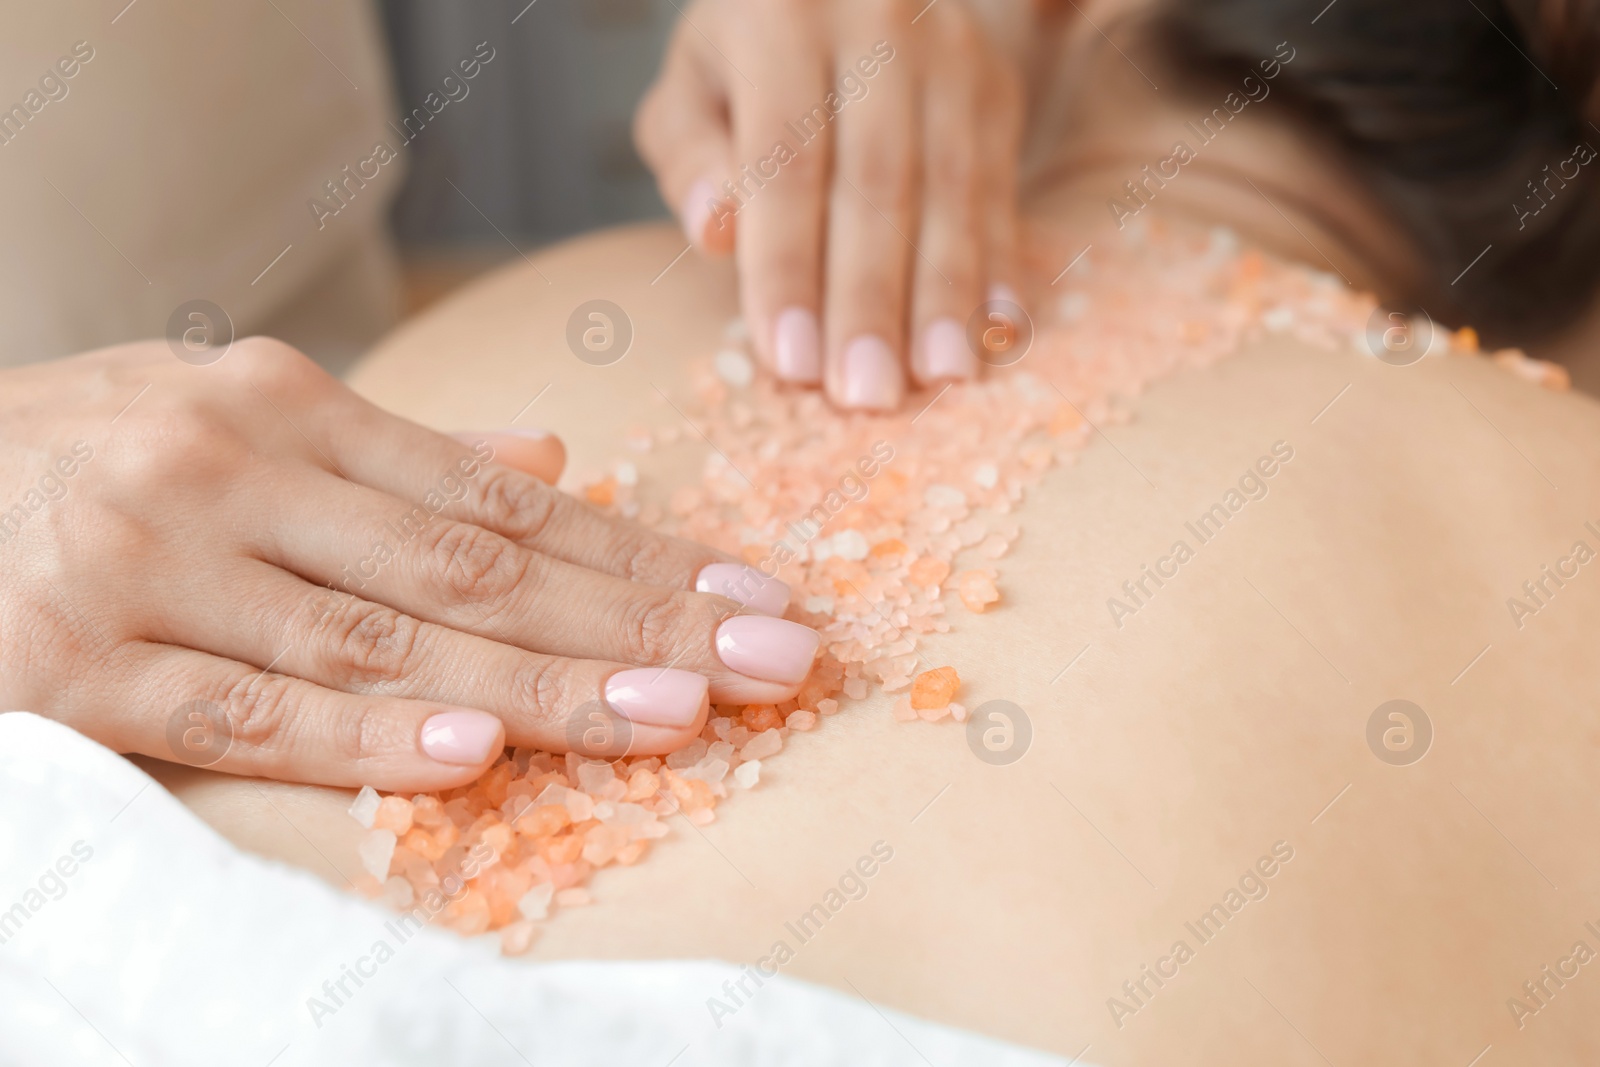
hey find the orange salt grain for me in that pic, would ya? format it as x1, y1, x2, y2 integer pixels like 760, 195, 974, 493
512, 803, 570, 838
743, 704, 784, 732
910, 666, 961, 710
870, 538, 908, 559
585, 477, 617, 507
614, 840, 650, 866
372, 796, 414, 835
907, 556, 950, 588
410, 795, 446, 827
478, 822, 514, 860
538, 834, 584, 866
958, 571, 1000, 612
1454, 326, 1480, 352
625, 767, 661, 802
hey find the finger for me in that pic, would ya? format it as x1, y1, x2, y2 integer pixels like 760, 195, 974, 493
98, 640, 504, 791
317, 405, 790, 616
449, 430, 564, 484
634, 16, 739, 254
725, 6, 830, 384
152, 566, 714, 759
909, 7, 985, 388
823, 16, 916, 411
257, 477, 818, 702
976, 47, 1025, 313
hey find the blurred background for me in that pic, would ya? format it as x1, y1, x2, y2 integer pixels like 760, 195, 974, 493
378, 0, 676, 315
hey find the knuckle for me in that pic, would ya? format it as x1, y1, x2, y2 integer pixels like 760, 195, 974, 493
927, 136, 977, 194
228, 336, 323, 390
851, 138, 913, 204
617, 588, 695, 665
473, 467, 559, 543
424, 520, 530, 606
313, 597, 423, 688
220, 671, 296, 754
510, 655, 569, 723
615, 528, 682, 585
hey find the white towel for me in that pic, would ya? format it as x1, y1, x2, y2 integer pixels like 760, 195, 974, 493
0, 712, 1070, 1067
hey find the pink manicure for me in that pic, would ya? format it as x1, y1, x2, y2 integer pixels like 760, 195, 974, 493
839, 335, 902, 410
420, 710, 504, 766
715, 616, 820, 684
681, 178, 719, 247
696, 563, 791, 617
604, 668, 708, 728
916, 318, 977, 383
773, 307, 822, 383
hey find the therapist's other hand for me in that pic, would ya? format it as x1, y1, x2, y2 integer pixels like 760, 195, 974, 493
635, 0, 1024, 411
0, 340, 814, 791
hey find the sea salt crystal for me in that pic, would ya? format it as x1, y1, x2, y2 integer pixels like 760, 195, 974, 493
843, 677, 868, 700
805, 595, 835, 614
734, 760, 762, 788
973, 464, 999, 489
666, 739, 709, 769
576, 761, 615, 794
680, 758, 730, 785
359, 829, 397, 880
833, 530, 869, 560
614, 462, 638, 486
518, 883, 555, 921
381, 876, 414, 909
715, 348, 755, 388
786, 710, 818, 731
740, 728, 783, 761
565, 790, 595, 822
817, 698, 839, 716
1263, 305, 1295, 332
349, 785, 381, 828
924, 484, 966, 509
500, 920, 540, 956
949, 702, 969, 723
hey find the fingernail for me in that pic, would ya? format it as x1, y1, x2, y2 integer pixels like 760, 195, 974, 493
696, 562, 791, 617
715, 616, 820, 685
773, 307, 821, 383
420, 709, 504, 766
839, 335, 902, 410
915, 318, 976, 383
682, 177, 720, 246
605, 668, 709, 728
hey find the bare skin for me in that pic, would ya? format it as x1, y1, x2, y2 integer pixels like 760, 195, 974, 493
142, 13, 1600, 1067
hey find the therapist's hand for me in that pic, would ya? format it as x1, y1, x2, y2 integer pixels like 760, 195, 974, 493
0, 340, 815, 791
635, 0, 1024, 411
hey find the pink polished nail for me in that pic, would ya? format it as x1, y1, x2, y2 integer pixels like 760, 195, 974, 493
696, 563, 791, 617
420, 709, 504, 766
839, 334, 902, 410
916, 318, 976, 383
682, 178, 720, 247
715, 616, 820, 684
773, 307, 821, 383
604, 668, 708, 728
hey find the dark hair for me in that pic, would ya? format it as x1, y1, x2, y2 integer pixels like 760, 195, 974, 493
1155, 0, 1600, 345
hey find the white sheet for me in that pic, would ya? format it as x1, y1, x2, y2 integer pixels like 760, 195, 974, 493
0, 712, 1072, 1066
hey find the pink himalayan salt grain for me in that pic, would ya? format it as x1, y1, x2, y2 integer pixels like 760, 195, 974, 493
372, 796, 414, 835
910, 666, 961, 710
958, 571, 1000, 613
740, 728, 784, 761
786, 709, 819, 731
355, 216, 1539, 952
500, 919, 540, 956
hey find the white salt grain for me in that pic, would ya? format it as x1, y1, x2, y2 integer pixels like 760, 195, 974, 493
359, 829, 396, 880
734, 760, 762, 788
349, 785, 381, 828
518, 883, 555, 921
715, 348, 755, 388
